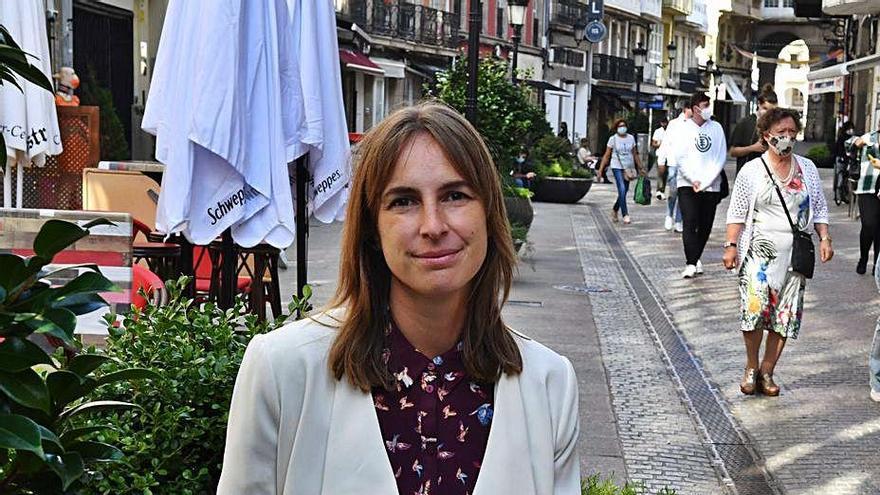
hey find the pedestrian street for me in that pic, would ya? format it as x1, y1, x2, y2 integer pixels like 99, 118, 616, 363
273, 157, 880, 495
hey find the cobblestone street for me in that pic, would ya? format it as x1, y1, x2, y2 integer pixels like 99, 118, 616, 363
277, 161, 880, 494
568, 161, 880, 494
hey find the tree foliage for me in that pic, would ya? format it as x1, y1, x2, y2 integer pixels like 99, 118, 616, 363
429, 56, 551, 174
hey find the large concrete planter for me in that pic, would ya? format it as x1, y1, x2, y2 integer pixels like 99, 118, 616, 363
503, 196, 534, 230
532, 177, 593, 204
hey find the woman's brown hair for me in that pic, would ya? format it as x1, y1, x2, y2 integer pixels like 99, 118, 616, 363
756, 107, 802, 145
327, 101, 522, 392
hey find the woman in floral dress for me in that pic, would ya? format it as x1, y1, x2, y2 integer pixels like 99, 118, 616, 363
723, 108, 833, 396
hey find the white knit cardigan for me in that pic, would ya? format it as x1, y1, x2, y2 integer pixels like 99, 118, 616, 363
726, 153, 829, 266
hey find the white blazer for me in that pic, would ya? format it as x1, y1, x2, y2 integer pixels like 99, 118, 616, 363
217, 312, 581, 494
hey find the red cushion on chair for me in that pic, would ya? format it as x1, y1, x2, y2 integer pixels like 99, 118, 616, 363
132, 265, 165, 310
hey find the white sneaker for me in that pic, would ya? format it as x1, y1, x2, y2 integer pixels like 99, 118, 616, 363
664, 216, 673, 231
871, 388, 880, 403
623, 215, 632, 224
674, 222, 683, 233
681, 265, 697, 279
696, 260, 704, 275
655, 191, 664, 200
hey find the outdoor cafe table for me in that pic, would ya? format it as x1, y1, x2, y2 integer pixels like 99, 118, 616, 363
0, 208, 132, 345
97, 160, 165, 185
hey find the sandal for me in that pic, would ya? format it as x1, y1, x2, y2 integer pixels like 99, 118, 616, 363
740, 368, 758, 395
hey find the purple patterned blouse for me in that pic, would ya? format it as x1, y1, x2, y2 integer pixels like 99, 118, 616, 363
372, 323, 495, 495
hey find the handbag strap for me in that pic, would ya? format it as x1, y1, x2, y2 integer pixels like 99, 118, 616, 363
759, 156, 798, 234
612, 136, 623, 166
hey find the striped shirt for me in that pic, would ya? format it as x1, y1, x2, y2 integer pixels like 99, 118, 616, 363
848, 131, 880, 195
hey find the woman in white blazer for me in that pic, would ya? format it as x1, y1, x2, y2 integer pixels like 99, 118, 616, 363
218, 102, 581, 494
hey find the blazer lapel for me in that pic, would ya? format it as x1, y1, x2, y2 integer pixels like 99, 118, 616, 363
473, 372, 537, 495
321, 380, 398, 494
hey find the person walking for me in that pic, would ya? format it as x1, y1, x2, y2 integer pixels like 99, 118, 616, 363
657, 98, 691, 232
723, 107, 832, 397
651, 118, 668, 200
729, 86, 778, 175
670, 93, 727, 278
598, 118, 645, 225
217, 103, 581, 494
848, 122, 880, 274
832, 121, 855, 205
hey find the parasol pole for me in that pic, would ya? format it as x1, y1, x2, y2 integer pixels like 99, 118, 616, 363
16, 163, 23, 208
295, 154, 309, 315
219, 229, 236, 309
3, 161, 10, 208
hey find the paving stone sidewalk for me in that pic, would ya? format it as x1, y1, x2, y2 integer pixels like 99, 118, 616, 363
585, 161, 880, 495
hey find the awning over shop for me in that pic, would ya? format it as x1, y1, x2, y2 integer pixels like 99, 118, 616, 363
371, 57, 405, 79
407, 62, 447, 80
720, 74, 748, 104
808, 76, 844, 95
592, 86, 639, 101
807, 53, 880, 82
656, 87, 691, 97
339, 49, 384, 76
524, 80, 568, 93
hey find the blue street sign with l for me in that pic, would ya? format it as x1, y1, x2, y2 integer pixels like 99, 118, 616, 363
585, 21, 607, 44
639, 101, 664, 109
588, 0, 604, 21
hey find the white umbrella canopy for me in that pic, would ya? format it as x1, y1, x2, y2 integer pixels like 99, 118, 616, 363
0, 0, 62, 208
143, 0, 350, 249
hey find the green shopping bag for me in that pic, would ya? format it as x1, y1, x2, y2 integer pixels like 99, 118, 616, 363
634, 176, 652, 205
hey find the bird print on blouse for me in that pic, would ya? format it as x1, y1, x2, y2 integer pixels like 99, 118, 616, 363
372, 321, 494, 495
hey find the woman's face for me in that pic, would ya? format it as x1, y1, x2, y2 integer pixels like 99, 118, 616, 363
764, 116, 798, 157
377, 133, 488, 301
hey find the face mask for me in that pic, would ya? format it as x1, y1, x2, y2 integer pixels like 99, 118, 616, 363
846, 129, 855, 135
617, 126, 627, 135
516, 157, 525, 163
768, 134, 794, 156
699, 107, 712, 121
756, 108, 766, 118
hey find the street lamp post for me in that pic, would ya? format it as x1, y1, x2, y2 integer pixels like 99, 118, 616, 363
466, 0, 482, 124
633, 41, 648, 112
666, 41, 677, 88
507, 0, 528, 84
633, 41, 647, 117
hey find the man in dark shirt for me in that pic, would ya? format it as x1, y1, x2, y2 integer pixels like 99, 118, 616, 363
729, 89, 778, 173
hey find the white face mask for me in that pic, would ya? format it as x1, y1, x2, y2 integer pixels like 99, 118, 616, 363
768, 134, 794, 156
699, 107, 712, 121
617, 126, 627, 135
756, 108, 766, 119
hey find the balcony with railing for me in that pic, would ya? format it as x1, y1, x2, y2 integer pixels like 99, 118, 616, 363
551, 47, 587, 70
552, 0, 589, 27
681, 0, 708, 33
336, 0, 460, 48
663, 0, 693, 15
593, 54, 635, 83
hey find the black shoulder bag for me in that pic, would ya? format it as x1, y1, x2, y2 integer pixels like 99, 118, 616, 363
759, 157, 815, 279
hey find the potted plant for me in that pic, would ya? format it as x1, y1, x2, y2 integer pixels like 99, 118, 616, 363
503, 183, 535, 231
530, 135, 594, 204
